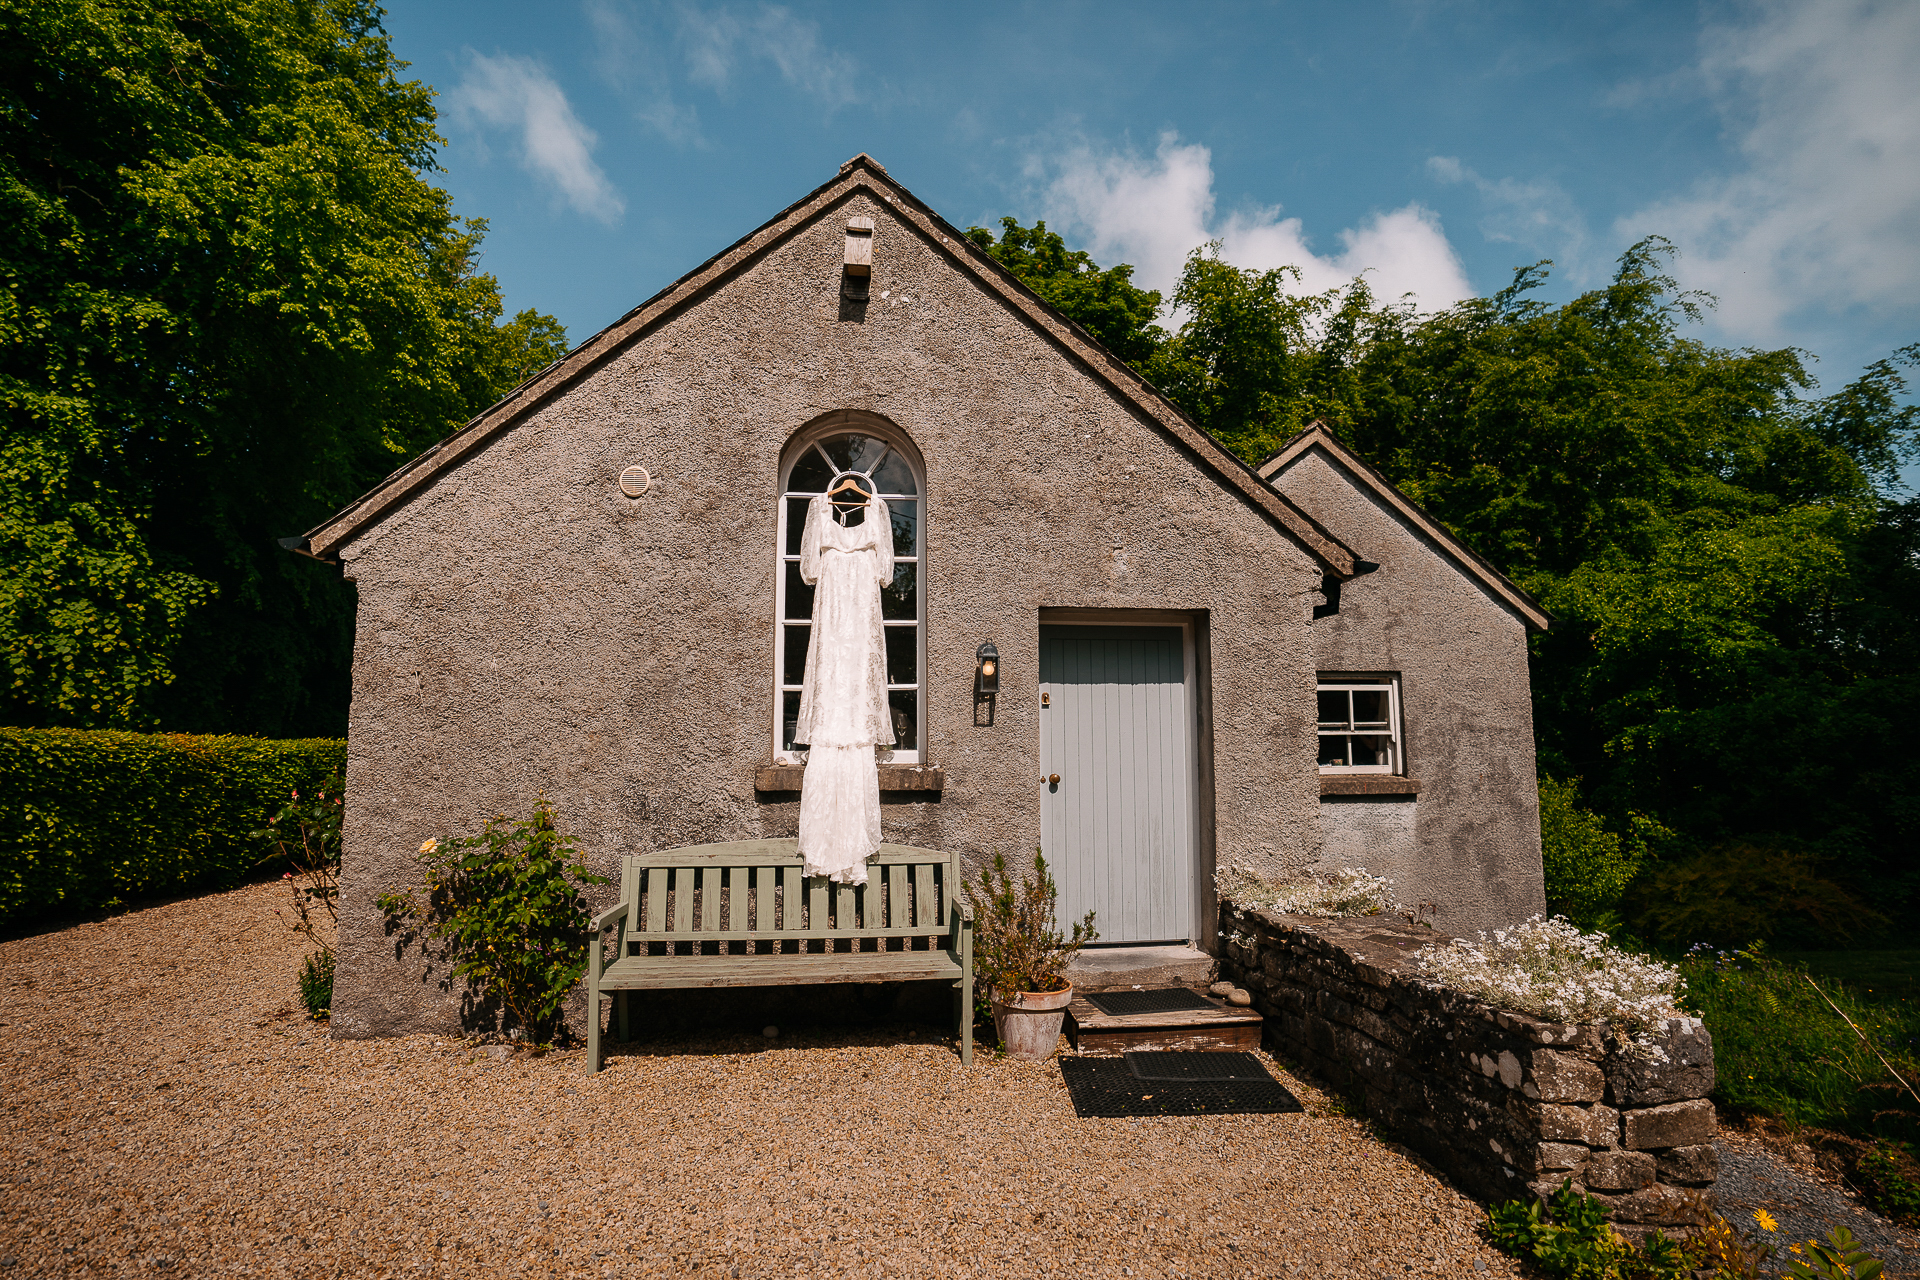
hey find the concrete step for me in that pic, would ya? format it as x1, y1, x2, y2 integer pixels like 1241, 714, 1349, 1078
1064, 943, 1216, 993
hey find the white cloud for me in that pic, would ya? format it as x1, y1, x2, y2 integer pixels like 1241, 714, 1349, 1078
449, 52, 625, 224
1613, 0, 1920, 344
585, 0, 704, 146
1427, 156, 1594, 283
1040, 134, 1473, 314
673, 4, 859, 108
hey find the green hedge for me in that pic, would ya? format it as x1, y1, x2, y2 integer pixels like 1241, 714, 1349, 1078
0, 728, 347, 924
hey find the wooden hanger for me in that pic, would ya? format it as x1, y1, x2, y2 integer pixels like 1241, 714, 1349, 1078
827, 476, 870, 506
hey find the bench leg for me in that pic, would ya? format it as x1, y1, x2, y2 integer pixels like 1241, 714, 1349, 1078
955, 979, 973, 1067
586, 989, 602, 1075
616, 989, 630, 1043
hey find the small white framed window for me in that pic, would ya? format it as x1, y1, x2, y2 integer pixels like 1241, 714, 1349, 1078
775, 422, 924, 765
1317, 675, 1403, 774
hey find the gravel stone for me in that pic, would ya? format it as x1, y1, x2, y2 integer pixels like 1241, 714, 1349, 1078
1, 882, 1530, 1277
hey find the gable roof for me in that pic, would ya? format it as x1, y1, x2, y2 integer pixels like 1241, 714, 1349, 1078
291, 154, 1358, 576
1259, 423, 1552, 632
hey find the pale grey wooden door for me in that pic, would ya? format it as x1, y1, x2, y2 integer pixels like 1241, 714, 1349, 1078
1039, 625, 1196, 944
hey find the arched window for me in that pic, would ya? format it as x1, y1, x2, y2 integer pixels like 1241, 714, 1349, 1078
775, 419, 925, 765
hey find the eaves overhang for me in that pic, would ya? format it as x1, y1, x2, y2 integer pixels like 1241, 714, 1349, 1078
1258, 423, 1552, 632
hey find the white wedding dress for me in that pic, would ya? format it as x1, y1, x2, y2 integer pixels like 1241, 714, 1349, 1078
794, 494, 895, 885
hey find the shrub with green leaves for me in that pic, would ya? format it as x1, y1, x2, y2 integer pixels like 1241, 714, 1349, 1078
967, 851, 1097, 1000
1486, 1180, 1695, 1279
1784, 1225, 1885, 1279
1857, 1143, 1920, 1226
0, 727, 346, 923
1539, 776, 1646, 929
377, 797, 606, 1045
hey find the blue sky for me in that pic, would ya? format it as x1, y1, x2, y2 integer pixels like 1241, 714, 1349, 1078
385, 0, 1919, 484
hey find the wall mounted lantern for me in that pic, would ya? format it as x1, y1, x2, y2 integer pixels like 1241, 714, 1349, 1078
975, 642, 1000, 696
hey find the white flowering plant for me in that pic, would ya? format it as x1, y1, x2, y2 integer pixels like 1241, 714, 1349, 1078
1412, 915, 1684, 1039
1217, 863, 1404, 918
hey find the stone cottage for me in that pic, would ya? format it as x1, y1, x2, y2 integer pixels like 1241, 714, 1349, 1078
288, 155, 1551, 1039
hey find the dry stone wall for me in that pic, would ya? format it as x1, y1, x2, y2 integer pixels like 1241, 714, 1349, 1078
1220, 904, 1717, 1233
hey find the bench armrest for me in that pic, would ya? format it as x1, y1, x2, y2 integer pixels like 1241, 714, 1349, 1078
591, 901, 628, 932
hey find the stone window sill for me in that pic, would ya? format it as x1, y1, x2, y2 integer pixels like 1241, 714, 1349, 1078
1320, 775, 1420, 797
754, 763, 946, 793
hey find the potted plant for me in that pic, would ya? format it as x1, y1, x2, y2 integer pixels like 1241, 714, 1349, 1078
967, 851, 1098, 1060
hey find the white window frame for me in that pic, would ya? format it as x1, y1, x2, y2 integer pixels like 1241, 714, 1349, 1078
1316, 674, 1404, 775
773, 424, 925, 766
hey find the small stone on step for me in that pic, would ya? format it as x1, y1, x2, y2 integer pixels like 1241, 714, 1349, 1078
1209, 981, 1234, 997
762, 1025, 780, 1038
1228, 989, 1253, 1006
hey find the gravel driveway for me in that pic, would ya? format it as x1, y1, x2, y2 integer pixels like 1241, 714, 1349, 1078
1, 880, 1528, 1278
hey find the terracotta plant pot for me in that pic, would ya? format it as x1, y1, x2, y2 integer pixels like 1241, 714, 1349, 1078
990, 985, 1073, 1060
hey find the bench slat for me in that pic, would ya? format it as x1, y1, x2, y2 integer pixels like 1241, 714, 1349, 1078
914, 863, 934, 929
597, 954, 961, 990
887, 863, 906, 930
755, 865, 772, 934
672, 867, 693, 934
641, 866, 662, 934
808, 876, 827, 934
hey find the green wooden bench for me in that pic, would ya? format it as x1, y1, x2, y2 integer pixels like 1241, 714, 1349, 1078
585, 839, 974, 1072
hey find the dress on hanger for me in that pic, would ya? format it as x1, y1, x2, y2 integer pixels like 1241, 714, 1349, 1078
794, 492, 895, 885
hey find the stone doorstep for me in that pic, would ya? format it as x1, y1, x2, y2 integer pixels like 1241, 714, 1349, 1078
1063, 944, 1216, 992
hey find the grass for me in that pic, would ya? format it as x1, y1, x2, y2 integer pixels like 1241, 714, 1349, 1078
1680, 945, 1920, 1141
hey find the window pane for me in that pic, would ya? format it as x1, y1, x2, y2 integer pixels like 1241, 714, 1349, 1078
871, 450, 917, 495
1317, 690, 1350, 728
782, 690, 805, 751
1317, 734, 1349, 767
881, 562, 916, 620
887, 690, 917, 751
1350, 688, 1390, 728
888, 501, 917, 557
783, 624, 811, 686
1348, 734, 1393, 767
885, 625, 917, 684
787, 448, 833, 494
785, 496, 812, 555
820, 433, 887, 474
784, 562, 815, 619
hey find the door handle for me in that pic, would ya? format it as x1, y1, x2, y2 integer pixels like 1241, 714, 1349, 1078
1045, 774, 1060, 785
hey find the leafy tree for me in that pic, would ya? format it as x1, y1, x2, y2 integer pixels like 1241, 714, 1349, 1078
0, 0, 564, 734
965, 218, 1167, 371
1538, 776, 1645, 929
1150, 251, 1338, 464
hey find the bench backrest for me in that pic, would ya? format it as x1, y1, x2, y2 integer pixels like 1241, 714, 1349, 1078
615, 838, 963, 952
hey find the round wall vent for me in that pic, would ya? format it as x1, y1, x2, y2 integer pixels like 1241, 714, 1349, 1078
618, 466, 651, 497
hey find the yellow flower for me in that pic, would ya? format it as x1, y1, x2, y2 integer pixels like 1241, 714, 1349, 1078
1753, 1209, 1778, 1232
420, 838, 439, 855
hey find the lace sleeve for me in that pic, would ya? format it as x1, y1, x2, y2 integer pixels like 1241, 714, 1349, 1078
870, 498, 895, 585
799, 494, 827, 585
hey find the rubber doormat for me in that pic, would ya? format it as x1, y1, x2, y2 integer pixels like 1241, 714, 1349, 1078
1125, 1051, 1269, 1081
1083, 987, 1216, 1017
1059, 1054, 1305, 1118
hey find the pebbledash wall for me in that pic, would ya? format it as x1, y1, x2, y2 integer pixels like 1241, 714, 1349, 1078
1221, 905, 1717, 1233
